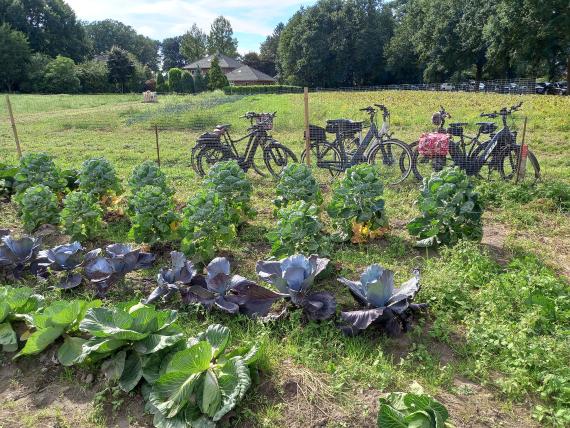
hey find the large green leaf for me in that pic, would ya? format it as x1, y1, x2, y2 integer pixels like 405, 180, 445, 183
15, 326, 64, 358
377, 403, 407, 428
153, 372, 203, 418
0, 322, 17, 352
80, 308, 148, 341
119, 351, 143, 392
81, 336, 127, 357
133, 330, 184, 354
0, 302, 10, 323
212, 357, 251, 421
189, 324, 230, 358
58, 336, 87, 366
102, 350, 127, 381
166, 342, 213, 375
404, 410, 434, 428
198, 369, 222, 418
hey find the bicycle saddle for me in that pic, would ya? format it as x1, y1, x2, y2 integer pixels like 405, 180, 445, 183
326, 119, 363, 125
215, 124, 231, 130
449, 122, 468, 126
475, 122, 495, 126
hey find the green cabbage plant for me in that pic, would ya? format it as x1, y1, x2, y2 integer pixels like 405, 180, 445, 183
78, 157, 122, 197
144, 324, 259, 427
128, 185, 179, 244
0, 286, 44, 352
377, 387, 450, 428
203, 160, 255, 224
128, 161, 172, 195
267, 200, 329, 257
327, 164, 387, 242
407, 167, 484, 247
13, 153, 66, 199
181, 190, 236, 262
19, 184, 60, 232
61, 191, 104, 241
274, 163, 322, 210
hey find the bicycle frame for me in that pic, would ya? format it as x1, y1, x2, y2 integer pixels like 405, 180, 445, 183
219, 127, 270, 171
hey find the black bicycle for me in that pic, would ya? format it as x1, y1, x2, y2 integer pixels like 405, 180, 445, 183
301, 105, 413, 185
191, 112, 297, 178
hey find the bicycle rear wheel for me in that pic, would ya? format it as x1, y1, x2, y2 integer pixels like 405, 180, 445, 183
410, 141, 448, 182
263, 140, 298, 178
301, 141, 344, 179
367, 139, 412, 185
194, 145, 233, 177
498, 145, 541, 183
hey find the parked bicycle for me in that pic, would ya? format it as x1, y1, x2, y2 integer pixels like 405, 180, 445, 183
410, 102, 540, 183
191, 112, 297, 178
301, 105, 413, 185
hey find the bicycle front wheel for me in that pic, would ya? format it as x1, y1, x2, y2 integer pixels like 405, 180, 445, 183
499, 145, 541, 184
409, 141, 449, 182
301, 141, 344, 179
194, 145, 233, 177
263, 141, 298, 178
368, 139, 413, 185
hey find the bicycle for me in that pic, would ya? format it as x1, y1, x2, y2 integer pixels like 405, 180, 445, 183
301, 105, 413, 185
191, 112, 298, 178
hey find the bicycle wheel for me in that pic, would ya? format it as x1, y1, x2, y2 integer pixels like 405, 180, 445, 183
498, 145, 541, 183
194, 145, 232, 177
301, 141, 344, 179
263, 140, 298, 178
190, 143, 203, 174
367, 138, 412, 185
410, 141, 448, 181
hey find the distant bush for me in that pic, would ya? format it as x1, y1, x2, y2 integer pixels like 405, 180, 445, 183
43, 55, 80, 94
77, 60, 112, 93
223, 85, 303, 95
180, 71, 194, 93
168, 67, 183, 92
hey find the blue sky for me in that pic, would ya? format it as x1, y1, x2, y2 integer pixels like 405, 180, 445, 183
66, 0, 315, 54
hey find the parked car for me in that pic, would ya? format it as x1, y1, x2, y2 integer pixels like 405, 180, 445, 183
536, 82, 567, 95
440, 83, 455, 91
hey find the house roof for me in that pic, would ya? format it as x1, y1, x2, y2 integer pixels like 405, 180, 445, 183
225, 65, 277, 83
184, 53, 242, 70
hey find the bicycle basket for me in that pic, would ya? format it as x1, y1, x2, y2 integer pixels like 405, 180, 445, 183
325, 119, 362, 135
305, 125, 327, 142
418, 132, 450, 157
477, 122, 497, 134
255, 113, 274, 130
197, 131, 221, 146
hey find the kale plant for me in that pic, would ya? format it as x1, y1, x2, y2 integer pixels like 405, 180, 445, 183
407, 167, 483, 247
338, 265, 426, 336
274, 163, 322, 210
327, 164, 387, 243
0, 286, 44, 352
181, 190, 236, 262
128, 185, 179, 244
256, 254, 336, 320
13, 153, 66, 199
19, 185, 60, 232
61, 191, 104, 241
78, 157, 122, 197
203, 160, 255, 224
128, 161, 172, 195
267, 201, 329, 258
144, 324, 259, 427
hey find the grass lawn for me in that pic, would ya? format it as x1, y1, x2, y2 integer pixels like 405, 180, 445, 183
0, 90, 569, 428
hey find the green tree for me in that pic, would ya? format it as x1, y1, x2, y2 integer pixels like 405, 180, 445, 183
162, 35, 186, 70
77, 60, 112, 93
180, 71, 195, 93
20, 52, 51, 92
194, 67, 205, 92
168, 68, 183, 92
107, 46, 135, 92
43, 55, 80, 93
156, 72, 168, 92
207, 16, 238, 57
0, 0, 88, 61
180, 24, 208, 62
0, 24, 30, 91
207, 57, 229, 90
260, 22, 284, 77
242, 52, 273, 75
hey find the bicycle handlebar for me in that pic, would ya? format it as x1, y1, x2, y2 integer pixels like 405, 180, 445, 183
480, 101, 523, 118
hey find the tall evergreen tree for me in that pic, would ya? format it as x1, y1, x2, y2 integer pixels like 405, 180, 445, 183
162, 36, 186, 70
194, 67, 205, 92
207, 57, 229, 90
207, 16, 238, 57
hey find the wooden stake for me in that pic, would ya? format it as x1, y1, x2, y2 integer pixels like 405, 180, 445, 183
6, 95, 22, 159
515, 116, 528, 184
155, 124, 161, 167
303, 87, 311, 166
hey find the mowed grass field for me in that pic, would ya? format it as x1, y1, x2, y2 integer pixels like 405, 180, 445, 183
0, 91, 569, 428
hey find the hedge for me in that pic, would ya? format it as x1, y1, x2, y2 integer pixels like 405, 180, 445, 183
223, 85, 304, 95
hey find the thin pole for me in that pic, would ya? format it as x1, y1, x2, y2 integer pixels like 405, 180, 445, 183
6, 95, 22, 159
515, 116, 528, 184
155, 124, 161, 167
303, 87, 311, 166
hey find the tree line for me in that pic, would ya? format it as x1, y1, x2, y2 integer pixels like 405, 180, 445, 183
0, 0, 568, 93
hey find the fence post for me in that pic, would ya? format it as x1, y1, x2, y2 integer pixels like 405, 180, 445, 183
515, 116, 528, 183
6, 95, 22, 159
303, 87, 311, 166
154, 124, 161, 167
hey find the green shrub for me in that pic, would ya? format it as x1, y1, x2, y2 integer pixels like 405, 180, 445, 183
207, 57, 229, 90
327, 164, 387, 242
267, 200, 329, 257
223, 85, 303, 95
19, 185, 60, 232
43, 55, 80, 94
78, 157, 121, 197
274, 163, 322, 210
61, 191, 104, 241
181, 190, 236, 262
129, 185, 179, 244
180, 70, 194, 93
203, 160, 255, 224
407, 167, 483, 247
168, 67, 183, 92
13, 153, 66, 198
128, 161, 172, 195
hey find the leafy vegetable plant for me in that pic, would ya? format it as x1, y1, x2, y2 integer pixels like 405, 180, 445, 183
34, 242, 86, 289
203, 160, 255, 224
61, 191, 104, 241
19, 184, 60, 232
377, 388, 450, 427
407, 167, 483, 247
128, 185, 179, 244
0, 163, 18, 201
78, 157, 122, 197
274, 163, 322, 210
15, 299, 101, 362
338, 265, 426, 336
144, 324, 259, 427
256, 254, 336, 320
70, 302, 184, 393
13, 153, 66, 199
327, 164, 387, 243
0, 234, 41, 280
84, 244, 155, 297
0, 286, 44, 352
267, 201, 329, 258
128, 161, 172, 195
181, 190, 236, 262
